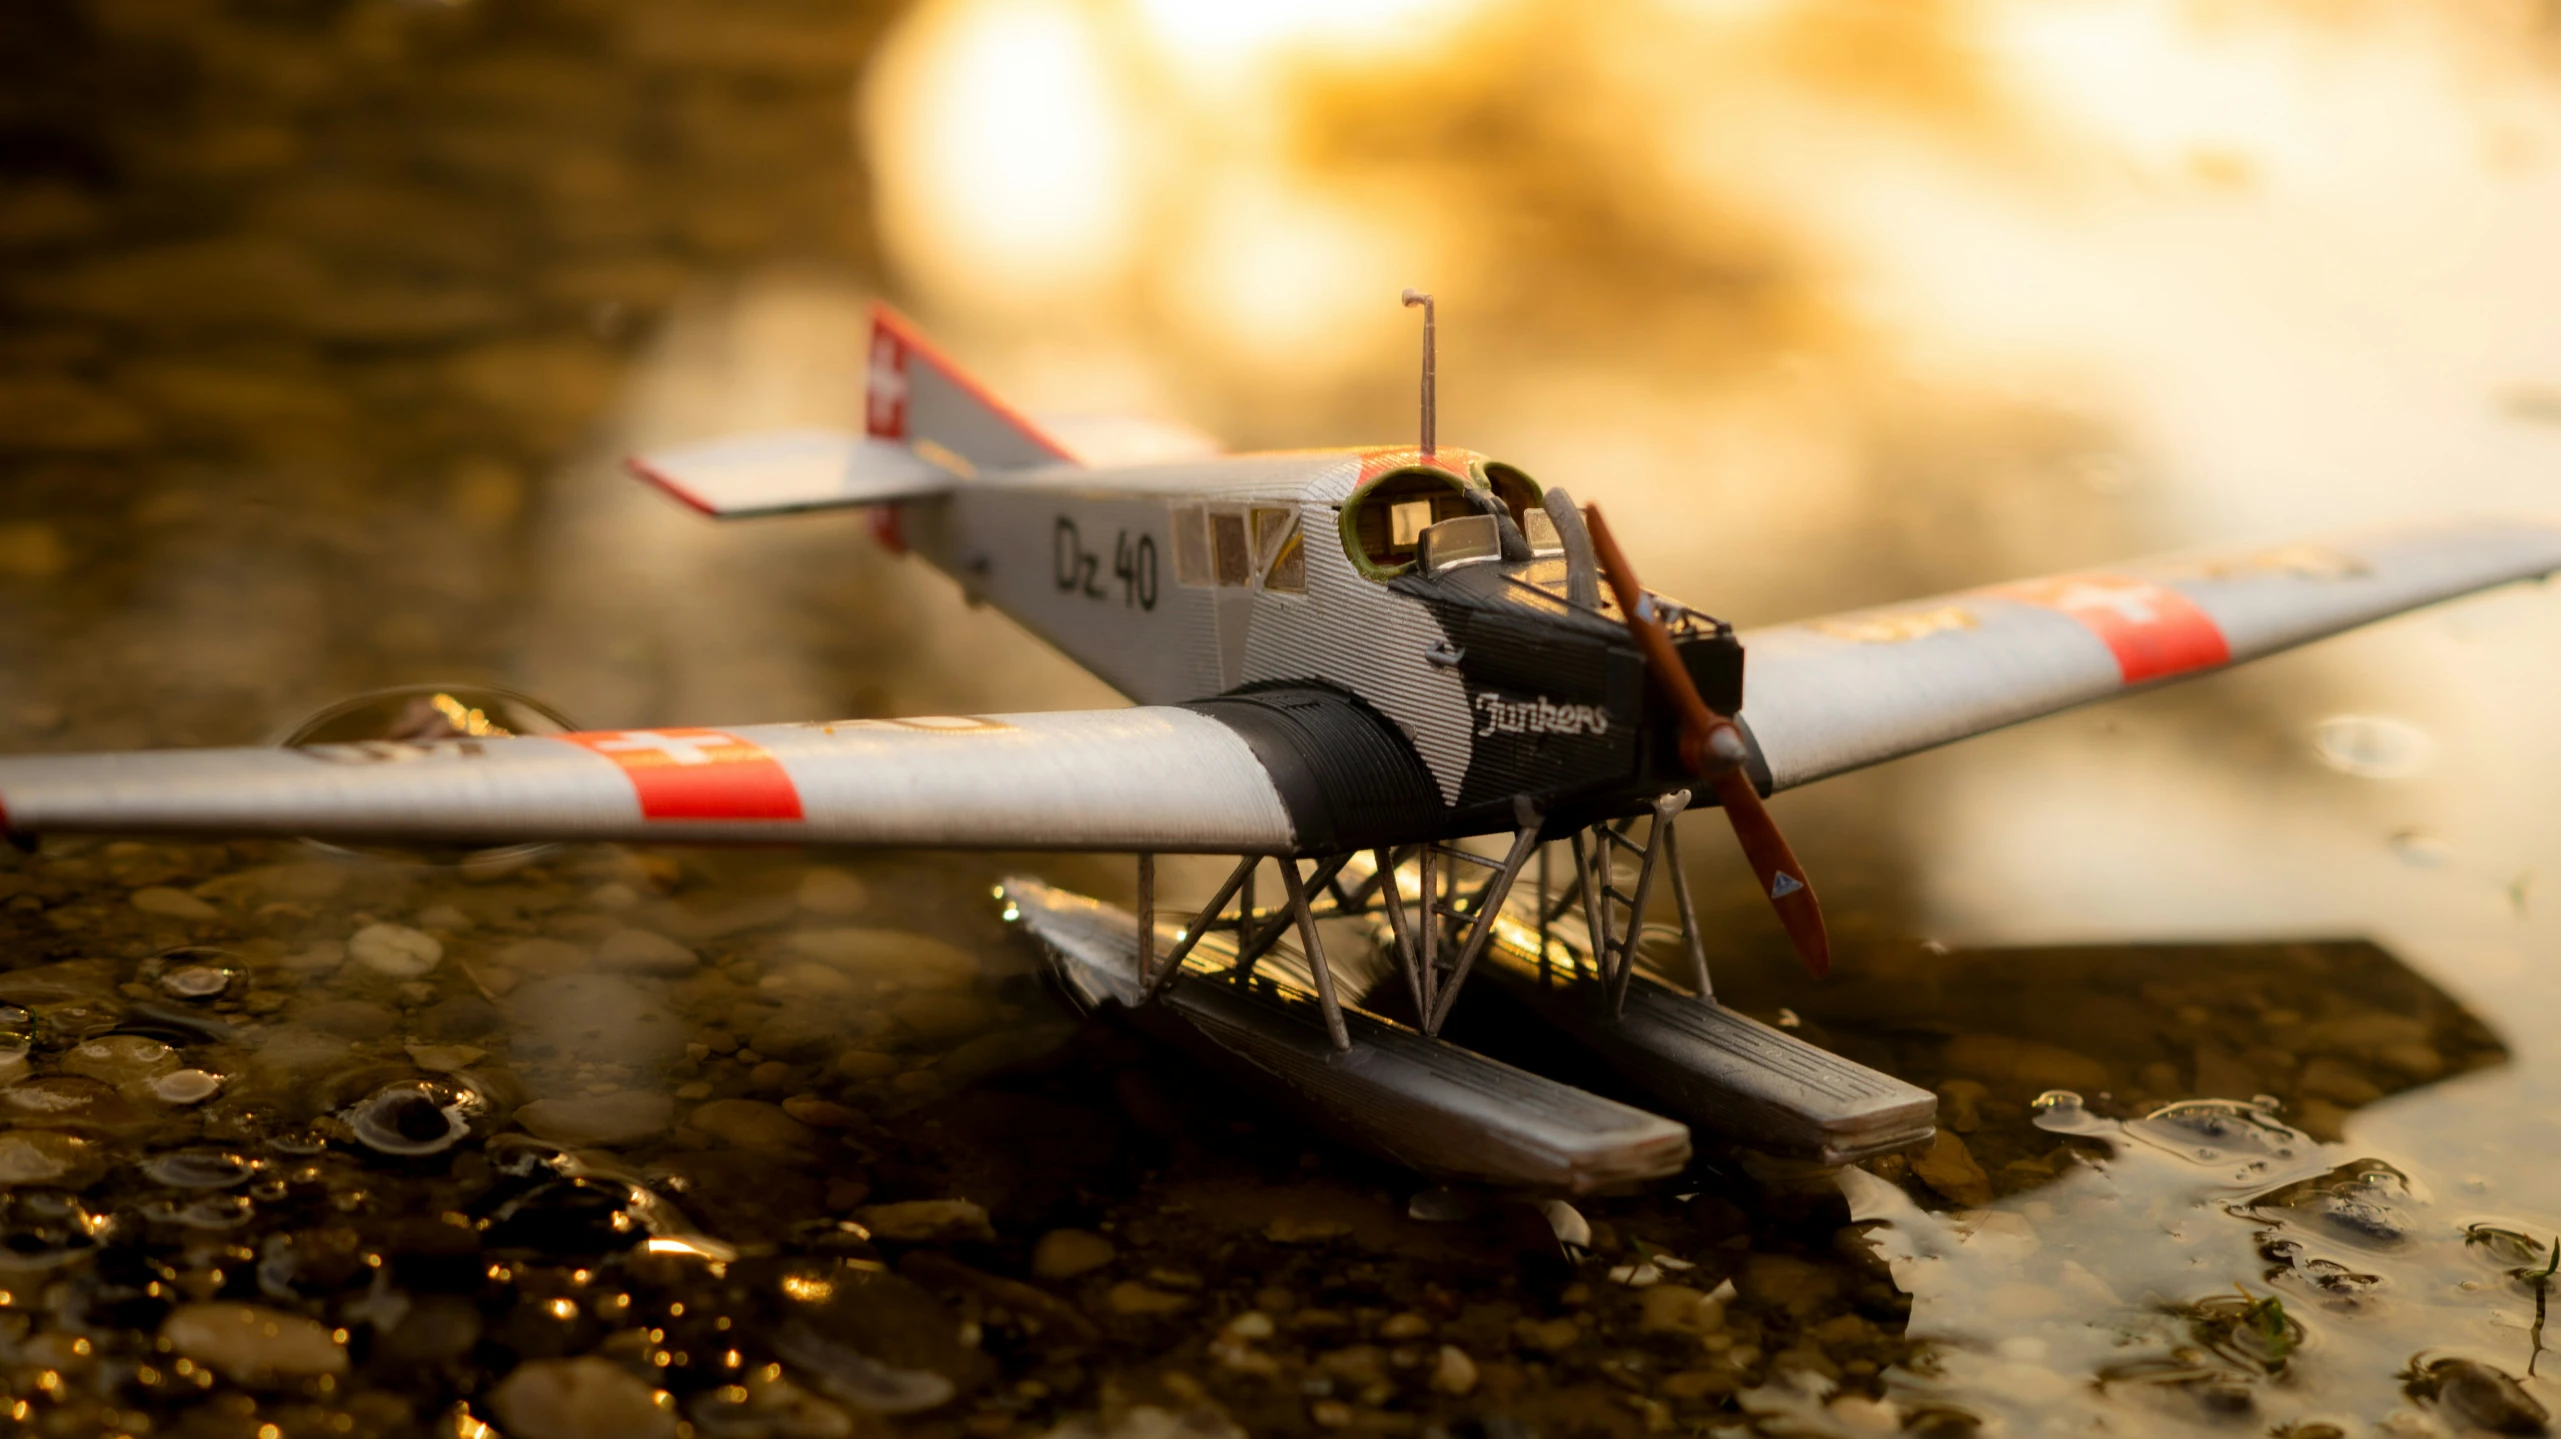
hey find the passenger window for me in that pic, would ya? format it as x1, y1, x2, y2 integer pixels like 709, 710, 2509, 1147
1171, 505, 1212, 586
1211, 512, 1251, 586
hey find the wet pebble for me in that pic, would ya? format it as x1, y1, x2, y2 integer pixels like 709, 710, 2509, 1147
857, 1198, 994, 1243
692, 1373, 857, 1439
690, 1098, 818, 1154
834, 1050, 899, 1080
798, 867, 869, 916
149, 1068, 223, 1105
62, 1033, 178, 1087
1913, 1129, 1993, 1207
142, 1147, 260, 1188
1034, 1229, 1116, 1279
2255, 1160, 2419, 1249
490, 1355, 676, 1439
752, 1010, 836, 1062
1638, 1285, 1725, 1334
0, 1076, 143, 1130
131, 885, 219, 921
780, 1094, 864, 1129
1106, 1281, 1189, 1315
416, 994, 503, 1039
161, 1302, 349, 1385
159, 960, 240, 1000
346, 1077, 481, 1156
414, 902, 472, 931
350, 922, 442, 977
303, 998, 397, 1039
405, 1043, 487, 1072
0, 1131, 106, 1188
1431, 1345, 1480, 1396
497, 937, 591, 974
597, 927, 696, 975
2414, 1357, 2550, 1434
373, 1294, 482, 1367
517, 1091, 674, 1147
772, 1322, 957, 1416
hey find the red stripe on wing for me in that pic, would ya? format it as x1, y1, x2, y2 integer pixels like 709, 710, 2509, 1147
560, 728, 805, 822
1995, 575, 2231, 684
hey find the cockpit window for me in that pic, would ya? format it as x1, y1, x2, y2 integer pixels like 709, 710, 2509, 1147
1338, 465, 1479, 581
1482, 461, 1544, 535
1264, 528, 1306, 593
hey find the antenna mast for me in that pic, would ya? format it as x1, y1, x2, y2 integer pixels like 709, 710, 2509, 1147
1401, 288, 1435, 458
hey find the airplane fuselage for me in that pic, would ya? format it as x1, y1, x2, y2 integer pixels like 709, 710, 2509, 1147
895, 447, 1735, 849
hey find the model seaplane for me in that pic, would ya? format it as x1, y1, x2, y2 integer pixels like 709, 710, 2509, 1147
5, 296, 2558, 1194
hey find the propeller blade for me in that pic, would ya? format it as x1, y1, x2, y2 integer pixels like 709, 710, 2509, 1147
1583, 505, 1831, 978
1707, 768, 1830, 979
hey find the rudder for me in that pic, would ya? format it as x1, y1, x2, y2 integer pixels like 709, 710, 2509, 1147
866, 303, 1079, 472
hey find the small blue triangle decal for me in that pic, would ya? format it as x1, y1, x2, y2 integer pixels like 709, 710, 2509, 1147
1770, 872, 1805, 899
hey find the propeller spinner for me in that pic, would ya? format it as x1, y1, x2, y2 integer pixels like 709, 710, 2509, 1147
1582, 506, 1831, 979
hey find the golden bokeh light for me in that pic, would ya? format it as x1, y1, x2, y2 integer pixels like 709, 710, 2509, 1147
863, 0, 1145, 309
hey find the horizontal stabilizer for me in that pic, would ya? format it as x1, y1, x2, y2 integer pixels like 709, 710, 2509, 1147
627, 428, 957, 518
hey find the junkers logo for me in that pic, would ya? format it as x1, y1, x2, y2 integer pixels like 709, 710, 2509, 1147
1475, 693, 1611, 738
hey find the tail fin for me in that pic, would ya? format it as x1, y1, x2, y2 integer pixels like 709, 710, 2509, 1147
866, 303, 1078, 472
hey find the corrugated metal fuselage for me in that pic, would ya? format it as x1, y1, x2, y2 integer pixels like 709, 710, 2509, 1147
898, 452, 1676, 849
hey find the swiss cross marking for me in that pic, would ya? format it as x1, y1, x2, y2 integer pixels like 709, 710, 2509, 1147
562, 728, 804, 822
1998, 575, 2231, 684
865, 329, 909, 439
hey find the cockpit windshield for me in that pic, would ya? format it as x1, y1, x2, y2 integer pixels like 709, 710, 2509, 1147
1338, 458, 1551, 581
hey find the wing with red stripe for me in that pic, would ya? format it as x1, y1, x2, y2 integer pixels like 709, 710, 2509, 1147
1737, 518, 2561, 791
0, 711, 1295, 853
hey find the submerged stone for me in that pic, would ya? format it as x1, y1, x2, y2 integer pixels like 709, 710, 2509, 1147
2250, 1158, 2420, 1250
1912, 1130, 1992, 1207
689, 1098, 818, 1155
1033, 1228, 1116, 1280
490, 1355, 676, 1439
350, 922, 442, 977
142, 1147, 260, 1189
345, 1076, 483, 1157
517, 1091, 673, 1147
131, 886, 219, 921
798, 867, 869, 917
161, 1302, 349, 1385
2411, 1357, 2550, 1435
857, 1199, 992, 1243
596, 927, 696, 974
0, 1132, 106, 1189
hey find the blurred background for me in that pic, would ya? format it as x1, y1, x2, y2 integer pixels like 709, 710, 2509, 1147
6, 0, 2561, 1083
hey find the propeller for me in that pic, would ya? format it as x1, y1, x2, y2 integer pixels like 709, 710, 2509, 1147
1582, 506, 1831, 979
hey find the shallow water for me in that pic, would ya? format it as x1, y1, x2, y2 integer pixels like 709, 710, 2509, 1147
8, 3, 2561, 1437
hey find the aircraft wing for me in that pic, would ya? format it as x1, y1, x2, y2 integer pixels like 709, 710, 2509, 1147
1738, 518, 2561, 791
0, 710, 1297, 852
